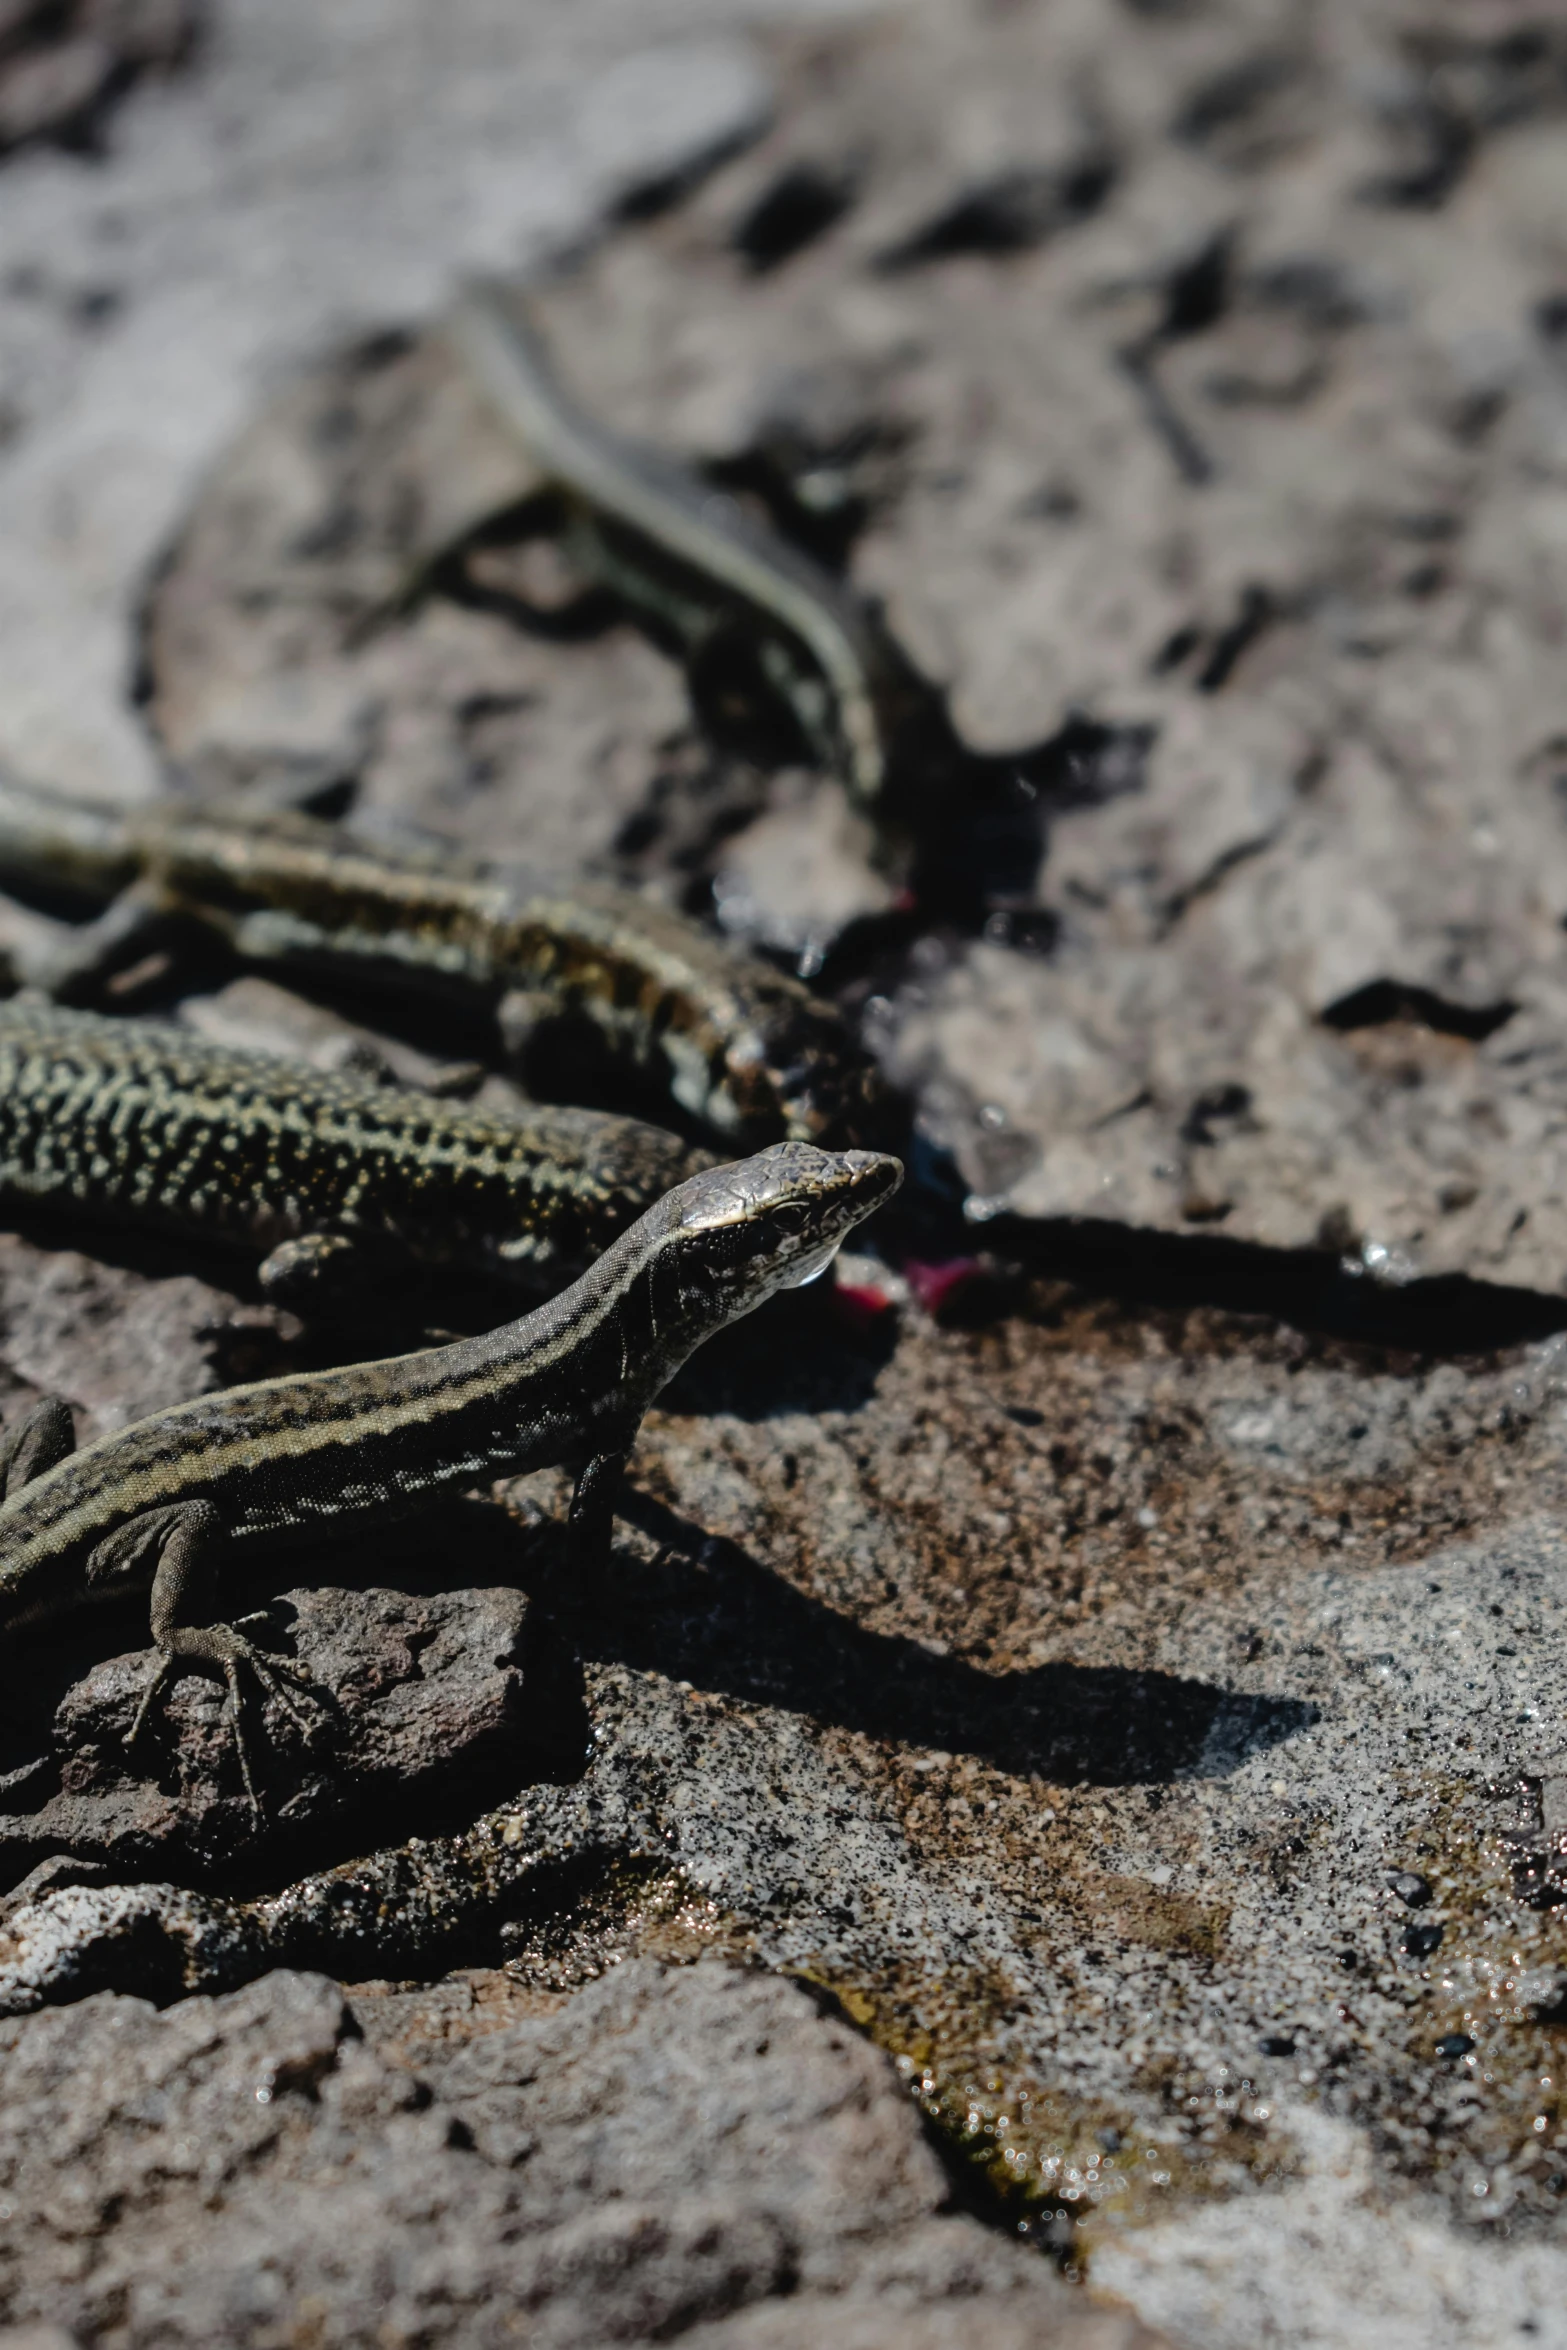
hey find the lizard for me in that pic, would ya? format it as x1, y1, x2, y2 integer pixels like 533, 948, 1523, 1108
0, 993, 709, 1308
0, 1140, 902, 1809
441, 289, 1113, 927
0, 772, 895, 1154
444, 282, 930, 814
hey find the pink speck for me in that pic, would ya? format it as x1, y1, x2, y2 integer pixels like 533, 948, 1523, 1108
904, 1257, 982, 1315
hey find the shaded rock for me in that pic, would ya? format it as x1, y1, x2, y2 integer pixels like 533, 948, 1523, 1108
0, 1230, 241, 1435
178, 975, 487, 1095
0, 1957, 1148, 2347
0, 1580, 586, 1891
0, 0, 199, 157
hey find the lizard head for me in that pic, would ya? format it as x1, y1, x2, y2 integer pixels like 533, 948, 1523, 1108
653, 1141, 902, 1333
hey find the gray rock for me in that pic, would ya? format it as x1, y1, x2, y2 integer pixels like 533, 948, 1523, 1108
9, 0, 1567, 2341
11, 1290, 1567, 2341
0, 1958, 1140, 2346
0, 1, 775, 805
712, 775, 897, 972
0, 1879, 260, 2015
0, 1230, 245, 1436
0, 0, 198, 156
178, 976, 487, 1096
0, 1578, 585, 1889
405, 0, 1567, 1292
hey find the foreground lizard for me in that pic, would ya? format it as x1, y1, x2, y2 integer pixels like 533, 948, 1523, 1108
0, 994, 707, 1306
0, 776, 892, 1152
0, 1141, 901, 1806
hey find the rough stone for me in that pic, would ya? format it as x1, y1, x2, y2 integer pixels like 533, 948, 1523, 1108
178, 975, 488, 1094
0, 1229, 244, 1436
8, 1285, 1567, 2339
5, 0, 1567, 2343
0, 0, 198, 157
141, 0, 1567, 1288
0, 1957, 1151, 2347
0, 0, 781, 804
711, 774, 897, 971
0, 1575, 586, 1890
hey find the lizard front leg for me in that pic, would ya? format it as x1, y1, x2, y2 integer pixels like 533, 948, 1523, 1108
86, 1501, 319, 1817
565, 1432, 636, 1605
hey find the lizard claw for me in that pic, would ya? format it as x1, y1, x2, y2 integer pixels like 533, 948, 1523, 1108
128, 1654, 175, 1750
126, 1626, 326, 1823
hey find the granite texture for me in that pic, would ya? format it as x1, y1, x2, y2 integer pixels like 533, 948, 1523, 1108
0, 1956, 1159, 2348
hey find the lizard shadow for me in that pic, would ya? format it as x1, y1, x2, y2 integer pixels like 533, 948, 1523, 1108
0, 1473, 1311, 1905
563, 1491, 1316, 1787
657, 1282, 902, 1421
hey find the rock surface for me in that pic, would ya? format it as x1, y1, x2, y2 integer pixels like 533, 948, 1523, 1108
2, 1, 1567, 2347
0, 0, 199, 158
0, 0, 778, 803
0, 1572, 586, 1889
8, 1271, 1567, 2341
0, 1957, 1158, 2348
139, 0, 1567, 1292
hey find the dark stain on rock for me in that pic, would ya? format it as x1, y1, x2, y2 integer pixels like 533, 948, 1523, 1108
1320, 979, 1518, 1045
876, 154, 1117, 268
731, 159, 858, 271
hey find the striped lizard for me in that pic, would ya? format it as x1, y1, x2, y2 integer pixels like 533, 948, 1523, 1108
0, 1142, 901, 1808
0, 775, 892, 1153
0, 993, 708, 1307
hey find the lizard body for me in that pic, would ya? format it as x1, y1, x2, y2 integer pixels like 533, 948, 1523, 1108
0, 1141, 901, 1804
0, 777, 891, 1152
446, 285, 918, 812
0, 994, 707, 1304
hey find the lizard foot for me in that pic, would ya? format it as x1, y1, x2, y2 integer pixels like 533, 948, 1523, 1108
129, 1626, 322, 1822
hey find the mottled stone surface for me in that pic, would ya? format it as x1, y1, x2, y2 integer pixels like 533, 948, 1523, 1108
0, 1957, 1154, 2348
8, 1271, 1567, 2340
0, 0, 199, 158
140, 0, 1567, 1290
0, 0, 785, 803
0, 1230, 236, 1433
4, 0, 1567, 2345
